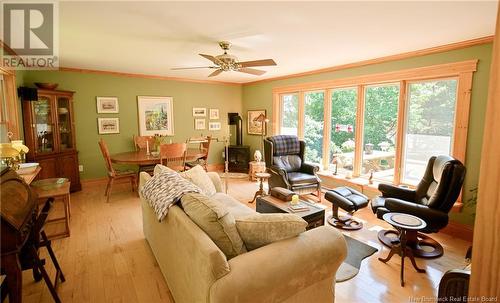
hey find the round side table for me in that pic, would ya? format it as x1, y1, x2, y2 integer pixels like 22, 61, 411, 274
378, 212, 427, 287
249, 172, 271, 203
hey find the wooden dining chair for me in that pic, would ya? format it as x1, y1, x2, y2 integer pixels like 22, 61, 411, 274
133, 135, 156, 174
133, 135, 155, 151
98, 139, 137, 203
160, 143, 187, 172
185, 136, 211, 171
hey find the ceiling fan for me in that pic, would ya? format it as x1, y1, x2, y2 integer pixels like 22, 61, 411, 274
172, 41, 277, 77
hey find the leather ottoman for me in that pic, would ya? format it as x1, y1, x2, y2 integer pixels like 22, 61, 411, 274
324, 186, 369, 230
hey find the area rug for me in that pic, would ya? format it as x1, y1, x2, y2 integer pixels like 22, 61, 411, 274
336, 235, 378, 282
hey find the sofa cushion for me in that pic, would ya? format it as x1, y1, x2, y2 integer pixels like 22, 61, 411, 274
287, 172, 319, 185
181, 193, 245, 259
235, 213, 307, 250
211, 193, 256, 219
180, 165, 217, 196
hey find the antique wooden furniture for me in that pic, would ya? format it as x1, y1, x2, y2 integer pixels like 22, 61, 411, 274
160, 143, 187, 172
185, 136, 211, 171
21, 88, 81, 192
0, 168, 65, 303
248, 161, 266, 181
249, 172, 271, 203
378, 212, 427, 287
256, 195, 326, 230
98, 139, 137, 203
31, 178, 71, 240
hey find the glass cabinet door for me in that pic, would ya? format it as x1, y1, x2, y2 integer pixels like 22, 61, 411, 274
56, 96, 73, 150
32, 96, 55, 153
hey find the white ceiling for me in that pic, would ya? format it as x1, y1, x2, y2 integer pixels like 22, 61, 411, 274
59, 1, 499, 84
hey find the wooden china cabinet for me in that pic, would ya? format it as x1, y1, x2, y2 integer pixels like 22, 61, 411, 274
22, 88, 81, 191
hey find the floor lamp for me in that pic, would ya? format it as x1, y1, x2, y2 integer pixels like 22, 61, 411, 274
253, 113, 269, 163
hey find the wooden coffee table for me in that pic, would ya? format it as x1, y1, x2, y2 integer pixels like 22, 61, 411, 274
256, 195, 326, 230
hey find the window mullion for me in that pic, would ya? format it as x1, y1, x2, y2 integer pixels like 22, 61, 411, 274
298, 91, 305, 139
394, 80, 407, 185
353, 85, 365, 177
322, 89, 332, 170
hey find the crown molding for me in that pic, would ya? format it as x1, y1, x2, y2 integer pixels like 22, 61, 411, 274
58, 67, 242, 86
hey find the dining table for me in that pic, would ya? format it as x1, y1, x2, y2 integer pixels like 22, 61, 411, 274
110, 148, 206, 166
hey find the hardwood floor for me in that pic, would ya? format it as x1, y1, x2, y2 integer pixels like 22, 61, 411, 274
21, 177, 471, 303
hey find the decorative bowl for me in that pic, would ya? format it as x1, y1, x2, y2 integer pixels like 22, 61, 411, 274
17, 162, 39, 175
34, 82, 58, 90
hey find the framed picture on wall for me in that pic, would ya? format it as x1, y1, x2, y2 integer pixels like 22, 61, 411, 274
192, 107, 207, 117
137, 96, 174, 136
96, 96, 119, 113
195, 118, 206, 130
209, 122, 221, 131
97, 118, 120, 134
209, 108, 219, 120
247, 110, 267, 135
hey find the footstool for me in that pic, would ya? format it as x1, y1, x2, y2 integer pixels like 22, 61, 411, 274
324, 186, 369, 230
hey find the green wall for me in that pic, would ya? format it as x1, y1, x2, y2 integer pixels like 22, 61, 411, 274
241, 43, 493, 225
19, 70, 242, 180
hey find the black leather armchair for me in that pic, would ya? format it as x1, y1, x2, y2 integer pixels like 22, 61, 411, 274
371, 155, 466, 258
264, 135, 322, 201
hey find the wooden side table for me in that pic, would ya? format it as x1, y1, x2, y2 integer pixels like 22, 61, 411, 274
378, 212, 427, 287
249, 161, 266, 181
249, 172, 271, 203
31, 178, 71, 240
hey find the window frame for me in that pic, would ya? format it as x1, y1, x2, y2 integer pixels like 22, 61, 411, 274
272, 60, 477, 187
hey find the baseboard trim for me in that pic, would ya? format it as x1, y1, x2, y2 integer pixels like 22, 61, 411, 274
441, 221, 474, 242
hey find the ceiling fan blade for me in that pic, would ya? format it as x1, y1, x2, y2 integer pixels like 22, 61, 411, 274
199, 54, 222, 65
171, 66, 217, 70
237, 68, 266, 76
208, 69, 223, 77
238, 59, 277, 68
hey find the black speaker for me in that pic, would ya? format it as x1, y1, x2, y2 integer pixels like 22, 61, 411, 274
17, 87, 38, 101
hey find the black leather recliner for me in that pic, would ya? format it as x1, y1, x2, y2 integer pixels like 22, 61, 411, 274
264, 135, 322, 201
371, 155, 466, 258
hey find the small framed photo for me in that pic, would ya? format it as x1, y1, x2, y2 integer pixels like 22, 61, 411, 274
194, 118, 206, 130
209, 122, 221, 131
96, 97, 119, 113
209, 108, 219, 120
97, 118, 120, 134
192, 107, 207, 117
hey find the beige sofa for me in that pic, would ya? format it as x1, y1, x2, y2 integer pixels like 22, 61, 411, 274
139, 171, 347, 303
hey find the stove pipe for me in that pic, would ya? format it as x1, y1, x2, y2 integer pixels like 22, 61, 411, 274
228, 113, 243, 146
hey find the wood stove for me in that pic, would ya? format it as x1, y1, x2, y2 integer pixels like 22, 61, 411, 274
227, 113, 250, 172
